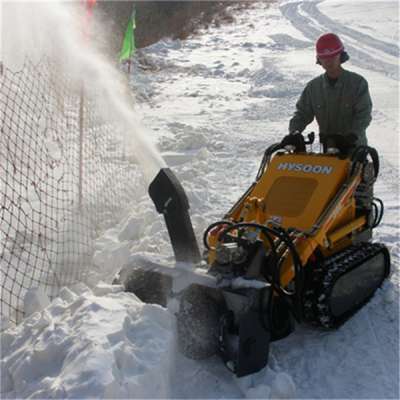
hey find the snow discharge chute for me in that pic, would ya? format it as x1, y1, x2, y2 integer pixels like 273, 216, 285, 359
149, 168, 201, 264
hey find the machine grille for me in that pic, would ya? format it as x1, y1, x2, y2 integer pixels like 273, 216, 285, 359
265, 177, 317, 217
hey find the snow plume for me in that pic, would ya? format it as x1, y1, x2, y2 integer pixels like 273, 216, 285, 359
2, 0, 165, 185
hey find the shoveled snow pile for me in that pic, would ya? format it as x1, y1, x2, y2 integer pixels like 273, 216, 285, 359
1, 284, 175, 398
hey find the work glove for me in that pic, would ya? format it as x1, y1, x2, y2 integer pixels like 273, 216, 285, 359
324, 134, 358, 156
281, 131, 306, 152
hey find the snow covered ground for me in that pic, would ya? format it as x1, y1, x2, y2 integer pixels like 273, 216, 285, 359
1, 0, 399, 398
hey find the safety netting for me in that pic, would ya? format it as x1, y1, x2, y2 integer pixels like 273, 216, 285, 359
0, 59, 142, 324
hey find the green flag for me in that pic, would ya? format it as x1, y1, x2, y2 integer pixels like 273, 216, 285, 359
119, 9, 136, 62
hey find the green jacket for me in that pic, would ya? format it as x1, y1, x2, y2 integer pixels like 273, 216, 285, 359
289, 69, 372, 147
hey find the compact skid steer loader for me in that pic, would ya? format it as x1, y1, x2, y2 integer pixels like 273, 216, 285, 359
116, 133, 390, 377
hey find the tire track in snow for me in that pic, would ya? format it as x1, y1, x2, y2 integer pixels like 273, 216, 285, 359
304, 1, 399, 58
280, 2, 322, 40
280, 1, 399, 80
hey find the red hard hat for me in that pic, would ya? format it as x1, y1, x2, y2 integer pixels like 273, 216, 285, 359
316, 33, 344, 59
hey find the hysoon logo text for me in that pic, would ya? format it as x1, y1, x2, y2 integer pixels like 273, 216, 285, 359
277, 162, 333, 175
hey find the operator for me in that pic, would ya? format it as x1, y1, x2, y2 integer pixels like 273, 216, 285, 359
283, 33, 372, 155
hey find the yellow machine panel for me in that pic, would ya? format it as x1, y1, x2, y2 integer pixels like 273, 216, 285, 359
231, 153, 351, 232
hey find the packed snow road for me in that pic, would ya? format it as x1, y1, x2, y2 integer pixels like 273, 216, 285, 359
280, 1, 399, 79
1, 0, 398, 399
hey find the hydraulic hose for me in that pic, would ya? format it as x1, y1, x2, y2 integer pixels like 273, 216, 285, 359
218, 222, 304, 320
372, 197, 384, 228
350, 146, 380, 178
203, 220, 234, 251
256, 143, 283, 180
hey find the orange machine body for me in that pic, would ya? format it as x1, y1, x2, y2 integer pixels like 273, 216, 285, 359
208, 152, 366, 286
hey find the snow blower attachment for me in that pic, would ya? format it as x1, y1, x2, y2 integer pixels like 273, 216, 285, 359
176, 133, 390, 377
119, 134, 390, 378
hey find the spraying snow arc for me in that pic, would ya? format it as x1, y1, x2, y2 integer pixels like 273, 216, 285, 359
2, 0, 165, 185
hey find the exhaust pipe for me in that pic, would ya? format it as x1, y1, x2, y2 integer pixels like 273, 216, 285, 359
149, 168, 201, 264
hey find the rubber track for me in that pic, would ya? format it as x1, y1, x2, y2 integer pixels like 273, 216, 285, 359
303, 242, 389, 329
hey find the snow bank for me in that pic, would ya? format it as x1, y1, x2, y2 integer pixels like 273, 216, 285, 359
1, 283, 175, 398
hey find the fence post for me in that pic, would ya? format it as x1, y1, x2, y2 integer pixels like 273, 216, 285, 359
78, 84, 84, 209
